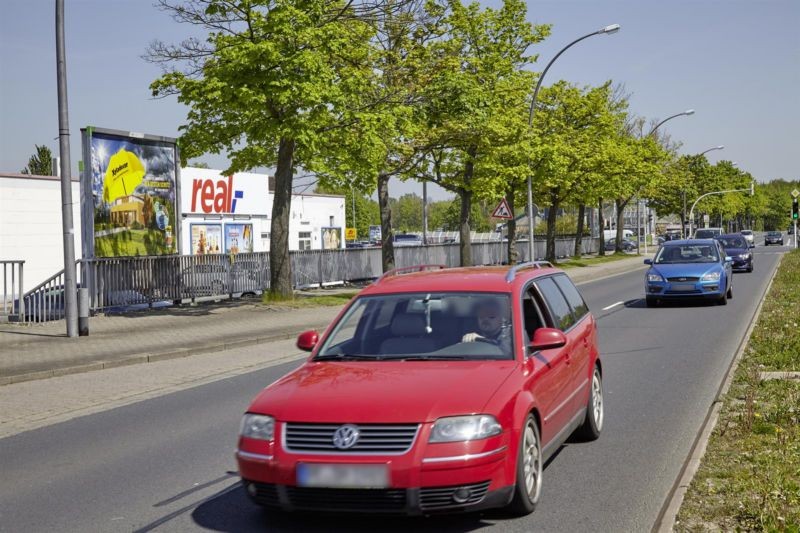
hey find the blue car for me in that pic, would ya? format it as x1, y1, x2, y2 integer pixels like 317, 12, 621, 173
715, 234, 753, 272
643, 239, 733, 307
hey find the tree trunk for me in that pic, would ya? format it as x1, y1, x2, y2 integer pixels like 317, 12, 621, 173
377, 172, 395, 272
615, 197, 629, 253
574, 203, 585, 258
269, 137, 295, 298
458, 146, 477, 267
506, 188, 518, 265
545, 189, 559, 263
459, 189, 473, 267
598, 197, 605, 256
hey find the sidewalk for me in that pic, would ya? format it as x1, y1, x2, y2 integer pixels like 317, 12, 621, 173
0, 254, 649, 385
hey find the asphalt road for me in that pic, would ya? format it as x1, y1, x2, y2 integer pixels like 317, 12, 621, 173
0, 244, 786, 533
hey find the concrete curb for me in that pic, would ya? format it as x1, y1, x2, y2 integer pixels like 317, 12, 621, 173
2, 326, 321, 386
653, 254, 783, 532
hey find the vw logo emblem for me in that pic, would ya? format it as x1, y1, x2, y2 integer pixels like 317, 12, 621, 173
332, 424, 360, 450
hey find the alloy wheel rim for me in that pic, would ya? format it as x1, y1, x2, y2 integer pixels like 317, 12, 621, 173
592, 372, 604, 431
522, 422, 542, 501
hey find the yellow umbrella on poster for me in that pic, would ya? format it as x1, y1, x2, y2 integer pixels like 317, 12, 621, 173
103, 149, 145, 204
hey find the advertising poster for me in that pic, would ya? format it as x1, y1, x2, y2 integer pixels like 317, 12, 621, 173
369, 225, 382, 243
190, 224, 222, 255
224, 224, 253, 255
87, 130, 178, 257
321, 227, 342, 250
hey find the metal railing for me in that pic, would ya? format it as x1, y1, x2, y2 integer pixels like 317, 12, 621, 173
1, 260, 24, 322
11, 237, 598, 323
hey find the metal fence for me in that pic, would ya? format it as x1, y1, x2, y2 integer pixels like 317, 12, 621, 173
1, 260, 25, 322
6, 236, 598, 323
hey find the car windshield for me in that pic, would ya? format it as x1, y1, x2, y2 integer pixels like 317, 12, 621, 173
694, 229, 719, 239
717, 236, 747, 249
315, 292, 514, 361
741, 230, 753, 235
767, 232, 781, 237
655, 244, 720, 264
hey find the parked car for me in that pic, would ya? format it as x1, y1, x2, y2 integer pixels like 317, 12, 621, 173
393, 233, 424, 247
693, 227, 723, 239
237, 262, 604, 515
739, 229, 755, 247
604, 238, 637, 252
765, 231, 784, 246
715, 234, 753, 272
643, 239, 733, 307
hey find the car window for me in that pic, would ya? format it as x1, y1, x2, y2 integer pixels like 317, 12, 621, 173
553, 275, 589, 321
316, 292, 514, 360
655, 244, 720, 263
534, 277, 575, 331
717, 236, 746, 248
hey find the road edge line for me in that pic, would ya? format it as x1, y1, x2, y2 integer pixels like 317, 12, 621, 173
652, 253, 783, 533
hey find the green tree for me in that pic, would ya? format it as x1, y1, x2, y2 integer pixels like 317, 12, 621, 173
412, 0, 547, 266
21, 145, 53, 175
149, 0, 376, 298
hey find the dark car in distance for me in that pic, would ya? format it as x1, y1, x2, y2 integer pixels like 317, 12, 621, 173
604, 238, 637, 252
765, 231, 784, 246
715, 234, 753, 272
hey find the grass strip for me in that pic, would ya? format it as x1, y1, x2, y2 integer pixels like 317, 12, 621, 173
557, 252, 638, 269
676, 249, 800, 531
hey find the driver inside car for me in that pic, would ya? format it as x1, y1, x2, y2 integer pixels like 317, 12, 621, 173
462, 298, 512, 354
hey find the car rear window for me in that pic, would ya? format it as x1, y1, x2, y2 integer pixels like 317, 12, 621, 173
553, 275, 589, 321
535, 277, 576, 331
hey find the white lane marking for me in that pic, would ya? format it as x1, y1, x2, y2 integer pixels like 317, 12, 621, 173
602, 301, 624, 311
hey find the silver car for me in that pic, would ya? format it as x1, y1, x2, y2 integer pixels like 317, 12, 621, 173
740, 229, 755, 247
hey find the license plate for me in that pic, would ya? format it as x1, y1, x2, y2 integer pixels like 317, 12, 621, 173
671, 283, 695, 291
297, 463, 389, 488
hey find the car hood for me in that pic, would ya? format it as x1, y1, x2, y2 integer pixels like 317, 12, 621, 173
723, 247, 749, 255
248, 360, 518, 423
649, 262, 722, 278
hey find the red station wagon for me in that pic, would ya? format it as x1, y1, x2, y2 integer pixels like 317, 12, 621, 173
236, 262, 604, 515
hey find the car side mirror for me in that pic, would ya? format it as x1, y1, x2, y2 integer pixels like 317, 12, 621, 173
750, 244, 755, 248
725, 256, 732, 263
297, 330, 319, 352
643, 259, 652, 265
528, 328, 567, 352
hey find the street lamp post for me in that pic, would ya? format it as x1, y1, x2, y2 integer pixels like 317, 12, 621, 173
682, 145, 724, 237
700, 145, 724, 157
526, 23, 620, 262
647, 109, 695, 137
688, 183, 755, 238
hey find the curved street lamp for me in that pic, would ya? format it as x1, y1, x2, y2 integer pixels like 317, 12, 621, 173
525, 23, 620, 262
700, 145, 724, 156
647, 109, 694, 137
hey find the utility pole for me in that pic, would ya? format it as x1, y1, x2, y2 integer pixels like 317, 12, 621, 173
56, 0, 78, 337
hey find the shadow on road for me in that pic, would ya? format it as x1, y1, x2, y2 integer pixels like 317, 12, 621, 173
190, 484, 503, 532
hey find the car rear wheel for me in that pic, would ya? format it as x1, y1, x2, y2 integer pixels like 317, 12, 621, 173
575, 366, 603, 441
508, 414, 542, 516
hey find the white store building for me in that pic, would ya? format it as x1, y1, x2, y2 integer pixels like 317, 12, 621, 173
179, 167, 346, 255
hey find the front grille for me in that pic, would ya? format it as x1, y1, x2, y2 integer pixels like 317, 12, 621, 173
284, 423, 419, 454
420, 481, 491, 511
285, 487, 407, 512
666, 276, 699, 282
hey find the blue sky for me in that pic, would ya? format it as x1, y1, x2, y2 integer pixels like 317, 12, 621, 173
1, 0, 798, 201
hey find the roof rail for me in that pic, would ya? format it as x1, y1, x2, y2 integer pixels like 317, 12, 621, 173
375, 264, 447, 284
505, 261, 554, 283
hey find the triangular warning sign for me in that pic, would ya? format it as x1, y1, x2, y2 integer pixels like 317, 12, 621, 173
491, 198, 513, 219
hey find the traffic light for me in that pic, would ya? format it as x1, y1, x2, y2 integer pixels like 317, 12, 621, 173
793, 198, 799, 220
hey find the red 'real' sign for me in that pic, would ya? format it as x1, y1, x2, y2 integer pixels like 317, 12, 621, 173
190, 175, 243, 214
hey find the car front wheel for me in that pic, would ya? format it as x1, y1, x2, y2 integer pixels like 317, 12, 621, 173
508, 414, 542, 516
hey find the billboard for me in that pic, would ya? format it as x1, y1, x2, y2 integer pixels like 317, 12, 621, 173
321, 227, 342, 250
190, 223, 222, 255
224, 223, 254, 254
82, 128, 179, 257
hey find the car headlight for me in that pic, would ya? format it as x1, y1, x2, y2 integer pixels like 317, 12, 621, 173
647, 272, 664, 282
701, 271, 721, 281
240, 414, 275, 441
429, 415, 502, 443
739, 253, 751, 259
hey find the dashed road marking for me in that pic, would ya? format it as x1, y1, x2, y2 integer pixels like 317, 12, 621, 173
602, 301, 624, 311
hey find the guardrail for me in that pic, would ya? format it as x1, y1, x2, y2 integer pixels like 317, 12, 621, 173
10, 237, 598, 323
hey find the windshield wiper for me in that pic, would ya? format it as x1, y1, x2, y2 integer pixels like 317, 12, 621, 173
314, 353, 381, 361
378, 354, 470, 361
